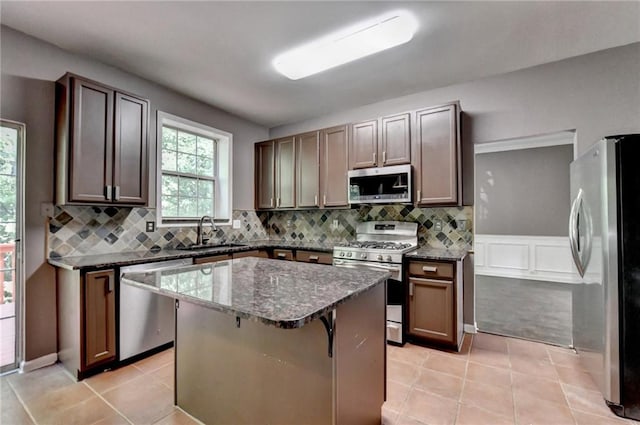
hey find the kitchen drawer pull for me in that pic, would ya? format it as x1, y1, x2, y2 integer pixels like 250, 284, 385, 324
422, 266, 438, 272
277, 252, 287, 258
309, 255, 319, 261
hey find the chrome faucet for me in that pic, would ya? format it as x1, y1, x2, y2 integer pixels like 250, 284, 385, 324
196, 215, 217, 245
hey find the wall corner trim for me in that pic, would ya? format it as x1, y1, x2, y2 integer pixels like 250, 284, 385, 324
474, 130, 576, 155
20, 353, 58, 373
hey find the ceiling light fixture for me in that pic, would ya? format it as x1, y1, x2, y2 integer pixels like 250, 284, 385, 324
272, 10, 419, 80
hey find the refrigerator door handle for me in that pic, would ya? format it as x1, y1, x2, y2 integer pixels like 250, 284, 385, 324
570, 189, 586, 277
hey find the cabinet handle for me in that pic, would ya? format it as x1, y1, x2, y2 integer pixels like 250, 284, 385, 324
113, 186, 120, 201
105, 185, 112, 201
409, 282, 414, 297
323, 195, 327, 205
277, 197, 281, 207
106, 278, 114, 293
373, 152, 377, 164
314, 195, 318, 205
422, 266, 438, 273
417, 189, 421, 201
270, 198, 274, 208
277, 252, 287, 258
383, 151, 386, 164
309, 255, 319, 261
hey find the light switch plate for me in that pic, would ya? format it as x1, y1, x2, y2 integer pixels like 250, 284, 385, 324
146, 221, 155, 232
232, 220, 241, 229
434, 219, 443, 232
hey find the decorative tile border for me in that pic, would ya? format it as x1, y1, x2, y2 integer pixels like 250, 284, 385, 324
48, 205, 473, 258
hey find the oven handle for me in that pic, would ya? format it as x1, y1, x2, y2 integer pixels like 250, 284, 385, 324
333, 259, 401, 273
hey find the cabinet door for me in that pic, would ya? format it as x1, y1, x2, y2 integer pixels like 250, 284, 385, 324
69, 78, 114, 203
255, 141, 275, 209
113, 92, 149, 205
349, 120, 378, 169
296, 131, 320, 208
232, 250, 269, 259
414, 104, 460, 205
380, 113, 411, 166
321, 125, 349, 207
275, 137, 296, 208
83, 270, 116, 368
408, 277, 455, 344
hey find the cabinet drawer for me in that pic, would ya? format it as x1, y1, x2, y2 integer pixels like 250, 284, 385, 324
296, 250, 332, 265
194, 254, 232, 264
408, 261, 454, 279
273, 249, 294, 261
233, 250, 269, 259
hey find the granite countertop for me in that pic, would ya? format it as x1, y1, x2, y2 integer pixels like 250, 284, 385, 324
405, 247, 468, 261
48, 239, 336, 270
121, 257, 389, 329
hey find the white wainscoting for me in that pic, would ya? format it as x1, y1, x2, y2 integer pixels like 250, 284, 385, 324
474, 234, 580, 284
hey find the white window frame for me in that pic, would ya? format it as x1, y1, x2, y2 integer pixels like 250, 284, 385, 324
156, 111, 232, 227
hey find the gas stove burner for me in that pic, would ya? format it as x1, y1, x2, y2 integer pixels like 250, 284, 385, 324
339, 241, 413, 250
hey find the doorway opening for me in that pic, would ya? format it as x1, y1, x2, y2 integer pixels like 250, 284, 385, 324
473, 131, 576, 346
0, 120, 25, 373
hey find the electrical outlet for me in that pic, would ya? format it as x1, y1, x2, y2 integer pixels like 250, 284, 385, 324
458, 220, 467, 231
331, 219, 339, 230
232, 220, 241, 229
146, 221, 155, 232
286, 219, 292, 228
434, 219, 443, 232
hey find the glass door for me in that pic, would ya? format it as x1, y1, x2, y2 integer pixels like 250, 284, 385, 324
0, 120, 24, 373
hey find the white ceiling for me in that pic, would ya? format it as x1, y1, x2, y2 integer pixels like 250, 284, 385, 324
2, 1, 639, 128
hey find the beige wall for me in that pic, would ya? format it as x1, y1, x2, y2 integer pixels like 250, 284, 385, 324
0, 26, 268, 361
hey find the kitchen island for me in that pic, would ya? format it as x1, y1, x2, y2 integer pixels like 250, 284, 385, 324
122, 257, 389, 425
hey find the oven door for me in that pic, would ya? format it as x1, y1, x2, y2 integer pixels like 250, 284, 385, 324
333, 258, 405, 345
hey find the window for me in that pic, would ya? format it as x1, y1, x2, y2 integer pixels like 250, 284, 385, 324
157, 112, 232, 226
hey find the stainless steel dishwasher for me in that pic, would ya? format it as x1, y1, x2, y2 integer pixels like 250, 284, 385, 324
119, 258, 192, 361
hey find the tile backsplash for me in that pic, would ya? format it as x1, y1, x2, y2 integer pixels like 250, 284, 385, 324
48, 205, 472, 258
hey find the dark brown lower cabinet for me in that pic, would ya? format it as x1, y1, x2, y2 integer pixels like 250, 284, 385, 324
194, 254, 232, 264
83, 270, 116, 368
57, 267, 116, 380
295, 250, 333, 265
232, 250, 270, 259
406, 260, 463, 349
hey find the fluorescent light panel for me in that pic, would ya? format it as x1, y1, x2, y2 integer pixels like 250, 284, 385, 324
273, 10, 418, 80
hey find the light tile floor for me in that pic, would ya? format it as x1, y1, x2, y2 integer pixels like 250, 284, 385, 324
1, 333, 635, 424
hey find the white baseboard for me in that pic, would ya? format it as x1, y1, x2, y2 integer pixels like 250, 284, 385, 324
20, 353, 57, 373
464, 323, 478, 334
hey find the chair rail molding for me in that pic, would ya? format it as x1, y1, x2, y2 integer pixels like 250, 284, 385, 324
474, 234, 581, 284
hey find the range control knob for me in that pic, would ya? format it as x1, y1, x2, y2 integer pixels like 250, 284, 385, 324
377, 254, 383, 261
347, 252, 353, 258
361, 253, 367, 259
340, 252, 345, 257
386, 255, 393, 262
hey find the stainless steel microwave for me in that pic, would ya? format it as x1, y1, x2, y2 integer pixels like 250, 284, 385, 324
348, 164, 412, 204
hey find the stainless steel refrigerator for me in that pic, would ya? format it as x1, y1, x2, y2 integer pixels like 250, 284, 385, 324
570, 134, 640, 420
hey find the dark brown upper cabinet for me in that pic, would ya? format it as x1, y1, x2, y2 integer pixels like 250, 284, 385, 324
349, 113, 410, 170
255, 141, 275, 209
275, 136, 296, 209
412, 103, 461, 206
320, 125, 349, 207
55, 73, 149, 206
296, 131, 320, 208
350, 119, 378, 169
380, 113, 411, 166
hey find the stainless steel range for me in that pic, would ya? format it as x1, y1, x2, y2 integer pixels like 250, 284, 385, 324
333, 221, 418, 345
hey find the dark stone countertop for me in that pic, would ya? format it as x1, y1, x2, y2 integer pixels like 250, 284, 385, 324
47, 239, 336, 270
121, 257, 389, 329
405, 247, 468, 261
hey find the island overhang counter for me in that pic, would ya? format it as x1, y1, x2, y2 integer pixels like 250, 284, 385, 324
121, 257, 389, 425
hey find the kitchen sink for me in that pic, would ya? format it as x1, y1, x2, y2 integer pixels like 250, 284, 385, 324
178, 242, 247, 251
